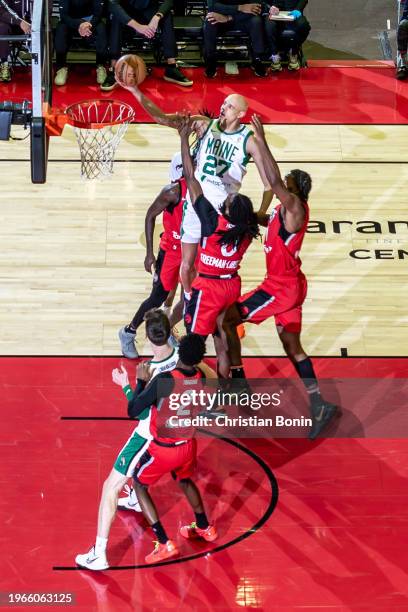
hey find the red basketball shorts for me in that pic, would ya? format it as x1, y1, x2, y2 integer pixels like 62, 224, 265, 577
154, 247, 181, 293
238, 275, 307, 333
134, 439, 197, 486
185, 275, 241, 336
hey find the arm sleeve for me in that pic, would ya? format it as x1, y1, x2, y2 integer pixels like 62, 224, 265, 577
157, 0, 174, 17
90, 0, 105, 26
122, 379, 146, 402
0, 0, 23, 25
193, 195, 219, 237
128, 377, 159, 419
208, 0, 240, 15
109, 0, 132, 25
127, 373, 175, 419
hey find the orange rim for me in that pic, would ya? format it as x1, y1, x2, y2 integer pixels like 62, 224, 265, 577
44, 99, 135, 135
65, 99, 135, 130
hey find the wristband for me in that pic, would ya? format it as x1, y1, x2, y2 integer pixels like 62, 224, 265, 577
123, 384, 133, 399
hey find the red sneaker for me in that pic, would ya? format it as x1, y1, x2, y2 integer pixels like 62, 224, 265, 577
237, 323, 246, 339
180, 522, 218, 542
145, 540, 179, 564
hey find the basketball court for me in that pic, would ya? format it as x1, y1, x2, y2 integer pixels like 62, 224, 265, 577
0, 0, 407, 609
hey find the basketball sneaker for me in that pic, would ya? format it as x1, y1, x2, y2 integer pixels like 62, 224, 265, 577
163, 65, 193, 87
180, 522, 218, 542
96, 65, 107, 85
145, 540, 179, 564
54, 67, 68, 86
117, 484, 142, 512
118, 327, 138, 359
0, 61, 11, 82
308, 401, 338, 440
101, 67, 117, 91
75, 546, 109, 571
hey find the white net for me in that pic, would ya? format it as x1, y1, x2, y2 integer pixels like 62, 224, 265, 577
65, 100, 135, 180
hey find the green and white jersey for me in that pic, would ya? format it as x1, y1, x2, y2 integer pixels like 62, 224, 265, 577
195, 119, 253, 209
134, 346, 179, 439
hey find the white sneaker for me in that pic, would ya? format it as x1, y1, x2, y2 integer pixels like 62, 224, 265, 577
54, 67, 68, 86
96, 65, 107, 84
75, 546, 109, 571
117, 484, 142, 512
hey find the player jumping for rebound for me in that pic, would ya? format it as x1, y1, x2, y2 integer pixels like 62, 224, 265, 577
114, 77, 273, 299
222, 115, 338, 440
118, 170, 186, 359
177, 115, 260, 355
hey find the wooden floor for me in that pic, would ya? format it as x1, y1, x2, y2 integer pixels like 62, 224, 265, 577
0, 124, 407, 356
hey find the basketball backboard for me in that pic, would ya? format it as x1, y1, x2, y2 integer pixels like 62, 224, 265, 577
30, 0, 52, 183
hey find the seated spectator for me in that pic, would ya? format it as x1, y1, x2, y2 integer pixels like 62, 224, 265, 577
204, 0, 266, 78
263, 0, 310, 71
397, 0, 408, 80
0, 0, 31, 82
54, 0, 108, 87
101, 0, 192, 90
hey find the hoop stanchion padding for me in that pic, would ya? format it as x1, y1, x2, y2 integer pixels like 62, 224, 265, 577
64, 99, 135, 180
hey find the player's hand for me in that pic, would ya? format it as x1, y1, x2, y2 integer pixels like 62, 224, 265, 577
136, 361, 152, 382
269, 5, 279, 16
206, 12, 229, 24
144, 253, 156, 274
79, 21, 92, 37
177, 113, 193, 139
238, 4, 261, 15
250, 114, 266, 140
20, 19, 31, 34
112, 365, 130, 387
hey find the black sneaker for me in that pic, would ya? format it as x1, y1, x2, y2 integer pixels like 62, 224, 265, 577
251, 59, 266, 77
205, 59, 217, 79
308, 402, 338, 440
100, 67, 117, 92
164, 65, 193, 87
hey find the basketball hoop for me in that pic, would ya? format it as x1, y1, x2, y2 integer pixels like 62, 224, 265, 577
64, 99, 135, 179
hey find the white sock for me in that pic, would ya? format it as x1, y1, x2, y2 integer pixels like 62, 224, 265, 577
95, 536, 108, 554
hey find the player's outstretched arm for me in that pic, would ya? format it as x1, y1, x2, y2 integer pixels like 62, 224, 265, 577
144, 183, 181, 273
118, 83, 210, 129
178, 115, 203, 203
250, 114, 305, 230
245, 134, 273, 214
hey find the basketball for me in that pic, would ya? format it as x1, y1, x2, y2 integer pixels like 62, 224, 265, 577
115, 54, 147, 87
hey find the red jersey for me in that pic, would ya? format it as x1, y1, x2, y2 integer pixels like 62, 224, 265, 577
150, 367, 205, 444
264, 202, 309, 281
159, 178, 187, 252
197, 215, 251, 277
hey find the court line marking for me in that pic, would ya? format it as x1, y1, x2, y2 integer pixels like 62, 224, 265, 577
53, 430, 279, 571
